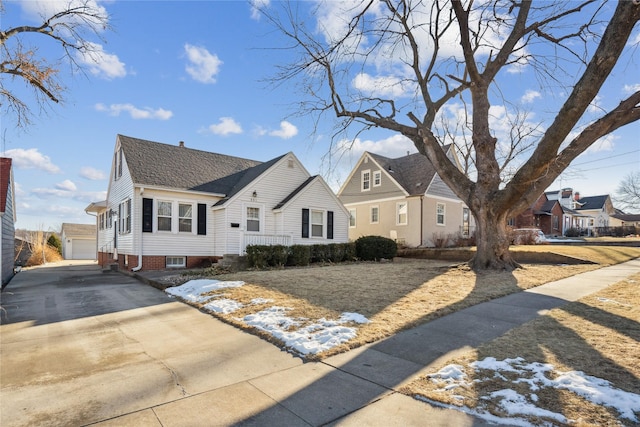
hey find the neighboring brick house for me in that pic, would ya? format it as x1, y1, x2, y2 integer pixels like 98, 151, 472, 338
508, 192, 564, 236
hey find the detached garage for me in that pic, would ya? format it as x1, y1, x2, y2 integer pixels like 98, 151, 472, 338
61, 223, 97, 260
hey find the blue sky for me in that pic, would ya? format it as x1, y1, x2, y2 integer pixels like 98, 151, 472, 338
2, 0, 639, 231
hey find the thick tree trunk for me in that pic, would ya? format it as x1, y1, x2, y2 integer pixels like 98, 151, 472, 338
468, 205, 520, 271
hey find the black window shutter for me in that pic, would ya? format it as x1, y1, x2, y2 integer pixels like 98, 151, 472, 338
302, 208, 309, 238
327, 211, 334, 239
142, 198, 153, 232
197, 203, 207, 235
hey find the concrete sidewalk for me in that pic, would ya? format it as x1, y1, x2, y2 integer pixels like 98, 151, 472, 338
1, 259, 638, 426
103, 258, 639, 426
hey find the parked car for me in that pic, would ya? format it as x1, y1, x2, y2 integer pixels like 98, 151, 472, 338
511, 228, 547, 245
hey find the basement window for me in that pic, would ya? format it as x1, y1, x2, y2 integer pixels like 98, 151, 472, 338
166, 256, 185, 268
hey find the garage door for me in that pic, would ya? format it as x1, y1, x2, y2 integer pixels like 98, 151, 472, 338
71, 239, 96, 260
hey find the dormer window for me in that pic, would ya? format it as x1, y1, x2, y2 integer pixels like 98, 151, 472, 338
373, 170, 381, 187
361, 169, 371, 191
113, 147, 123, 180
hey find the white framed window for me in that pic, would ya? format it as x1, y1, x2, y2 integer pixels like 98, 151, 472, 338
166, 256, 185, 268
157, 201, 172, 231
396, 202, 408, 225
178, 203, 193, 233
119, 199, 131, 234
373, 170, 381, 187
436, 203, 445, 226
246, 206, 260, 232
370, 205, 379, 224
311, 210, 324, 237
349, 209, 356, 228
361, 169, 371, 191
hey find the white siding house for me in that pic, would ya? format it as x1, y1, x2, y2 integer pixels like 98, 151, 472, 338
86, 135, 348, 271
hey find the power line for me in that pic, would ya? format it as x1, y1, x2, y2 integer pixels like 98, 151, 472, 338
570, 150, 640, 167
570, 161, 639, 172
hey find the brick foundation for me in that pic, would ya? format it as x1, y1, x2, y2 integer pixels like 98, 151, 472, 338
98, 252, 219, 271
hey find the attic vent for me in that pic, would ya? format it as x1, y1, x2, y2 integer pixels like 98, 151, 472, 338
416, 182, 421, 187
288, 159, 294, 168
364, 157, 368, 164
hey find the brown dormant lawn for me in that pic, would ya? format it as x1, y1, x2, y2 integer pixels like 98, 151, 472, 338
400, 273, 640, 426
170, 245, 640, 360
163, 244, 640, 424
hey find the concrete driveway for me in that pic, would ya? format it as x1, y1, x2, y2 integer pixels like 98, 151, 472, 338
1, 262, 486, 427
1, 262, 308, 426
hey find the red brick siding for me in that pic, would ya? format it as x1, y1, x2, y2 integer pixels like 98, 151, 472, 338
97, 252, 219, 271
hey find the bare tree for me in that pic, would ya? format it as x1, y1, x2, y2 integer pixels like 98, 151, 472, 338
262, 0, 640, 270
0, 0, 111, 127
615, 171, 640, 213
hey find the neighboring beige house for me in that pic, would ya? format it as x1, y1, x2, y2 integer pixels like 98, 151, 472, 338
337, 148, 473, 247
86, 135, 348, 271
61, 223, 97, 260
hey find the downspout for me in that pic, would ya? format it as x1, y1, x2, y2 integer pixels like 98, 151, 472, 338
132, 188, 143, 272
420, 195, 424, 247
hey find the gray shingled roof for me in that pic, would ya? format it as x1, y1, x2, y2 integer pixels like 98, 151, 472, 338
368, 146, 452, 196
575, 195, 609, 210
119, 134, 263, 193
211, 154, 288, 206
533, 200, 557, 215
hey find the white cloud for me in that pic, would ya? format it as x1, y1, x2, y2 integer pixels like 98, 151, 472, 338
76, 42, 126, 79
585, 134, 617, 154
521, 90, 541, 104
333, 134, 415, 164
623, 83, 640, 94
55, 180, 77, 192
20, 0, 109, 30
184, 44, 223, 84
95, 103, 173, 120
32, 186, 106, 203
1, 148, 61, 174
587, 95, 603, 114
269, 121, 298, 139
206, 117, 243, 136
249, 0, 270, 20
79, 166, 106, 180
352, 73, 410, 98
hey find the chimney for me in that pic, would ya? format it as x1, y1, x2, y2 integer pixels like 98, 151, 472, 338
179, 141, 185, 148
574, 192, 580, 201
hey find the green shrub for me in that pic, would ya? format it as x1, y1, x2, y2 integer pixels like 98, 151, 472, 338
328, 243, 345, 262
246, 245, 269, 269
565, 228, 580, 237
269, 245, 289, 267
311, 244, 331, 263
344, 242, 357, 261
288, 245, 311, 266
355, 235, 397, 261
47, 234, 62, 255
